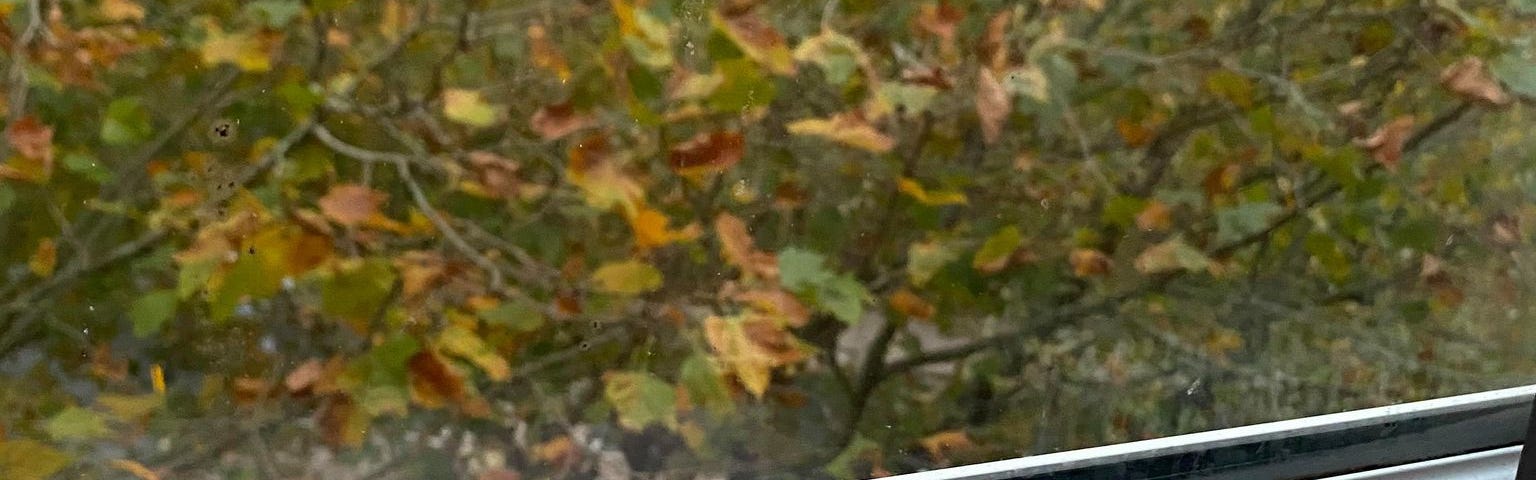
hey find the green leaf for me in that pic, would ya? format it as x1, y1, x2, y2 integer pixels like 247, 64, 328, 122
177, 259, 217, 299
1215, 202, 1283, 244
478, 300, 546, 332
44, 407, 110, 441
708, 59, 776, 113
210, 253, 284, 321
1101, 195, 1147, 228
129, 289, 177, 338
680, 355, 733, 415
0, 184, 14, 215
101, 98, 150, 146
778, 247, 834, 292
823, 434, 880, 479
794, 30, 863, 85
819, 276, 868, 324
603, 371, 677, 431
244, 0, 304, 27
591, 260, 664, 295
877, 83, 938, 116
62, 153, 111, 184
97, 394, 163, 421
1492, 51, 1536, 98
1204, 70, 1256, 109
974, 226, 1023, 272
442, 89, 499, 128
0, 439, 72, 480
321, 258, 398, 324
906, 241, 958, 287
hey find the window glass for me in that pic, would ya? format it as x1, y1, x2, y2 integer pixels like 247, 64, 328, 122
1, 0, 1534, 478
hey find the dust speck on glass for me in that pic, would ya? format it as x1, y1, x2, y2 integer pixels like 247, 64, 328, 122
0, 0, 1535, 479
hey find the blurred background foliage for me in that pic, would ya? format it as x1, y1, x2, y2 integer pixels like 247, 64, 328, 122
3, 0, 1536, 478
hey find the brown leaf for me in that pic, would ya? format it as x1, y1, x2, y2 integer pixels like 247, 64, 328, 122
1355, 116, 1415, 171
478, 468, 522, 480
466, 151, 525, 200
1069, 248, 1110, 277
408, 349, 466, 408
920, 430, 974, 463
668, 130, 745, 176
6, 116, 54, 161
534, 436, 579, 469
902, 65, 953, 90
528, 23, 570, 82
1440, 57, 1511, 107
318, 394, 365, 448
714, 9, 796, 76
232, 376, 271, 405
915, 1, 964, 43
731, 287, 809, 327
714, 213, 779, 280
1116, 117, 1153, 148
888, 288, 936, 320
394, 251, 447, 300
975, 68, 1010, 144
29, 238, 57, 277
1136, 200, 1172, 232
284, 358, 324, 394
318, 184, 385, 227
530, 102, 591, 141
978, 10, 1012, 72
1202, 163, 1241, 199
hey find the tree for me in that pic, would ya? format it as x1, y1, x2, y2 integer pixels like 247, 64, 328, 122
2, 0, 1536, 478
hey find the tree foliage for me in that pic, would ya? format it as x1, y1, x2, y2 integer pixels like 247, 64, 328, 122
2, 0, 1536, 478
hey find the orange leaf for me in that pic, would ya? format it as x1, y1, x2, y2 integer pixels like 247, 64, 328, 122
393, 250, 447, 299
975, 68, 1010, 144
530, 102, 591, 141
528, 23, 570, 82
888, 288, 936, 320
714, 213, 778, 279
668, 130, 745, 176
1069, 248, 1110, 277
1440, 57, 1511, 107
318, 394, 366, 448
1116, 117, 1153, 147
916, 1, 964, 42
284, 358, 324, 394
534, 436, 579, 469
1136, 200, 1172, 232
1202, 163, 1241, 199
627, 205, 701, 250
730, 287, 810, 327
920, 430, 974, 462
29, 238, 57, 277
109, 459, 159, 480
1355, 116, 1415, 171
99, 0, 146, 22
1, 116, 55, 182
318, 184, 385, 227
408, 349, 466, 408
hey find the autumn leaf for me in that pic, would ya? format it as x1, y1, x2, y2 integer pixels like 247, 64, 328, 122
976, 68, 1010, 144
29, 238, 56, 277
730, 287, 810, 327
786, 113, 894, 153
626, 205, 701, 250
438, 324, 512, 381
907, 240, 958, 286
668, 130, 745, 176
704, 315, 778, 397
533, 436, 578, 469
591, 260, 663, 295
100, 0, 146, 22
1136, 200, 1173, 232
1116, 117, 1154, 147
1440, 57, 1511, 107
285, 358, 325, 394
442, 89, 500, 128
919, 430, 974, 463
199, 21, 276, 72
528, 23, 571, 82
897, 178, 968, 206
715, 213, 778, 280
973, 226, 1022, 274
794, 29, 868, 85
1204, 70, 1255, 109
317, 394, 367, 448
602, 371, 677, 431
530, 102, 590, 141
1355, 115, 1415, 171
566, 135, 644, 212
978, 10, 1012, 72
915, 1, 964, 60
1, 116, 54, 182
1134, 237, 1213, 274
1069, 248, 1111, 277
611, 0, 673, 68
109, 459, 159, 480
888, 288, 936, 320
407, 349, 466, 408
318, 184, 384, 227
712, 9, 796, 76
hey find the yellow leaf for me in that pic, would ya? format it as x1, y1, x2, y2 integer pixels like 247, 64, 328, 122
786, 113, 894, 153
626, 205, 701, 250
527, 23, 571, 82
897, 178, 968, 206
97, 394, 162, 421
100, 0, 145, 22
591, 260, 663, 295
1134, 237, 1212, 275
151, 364, 165, 394
567, 136, 644, 212
703, 315, 776, 397
920, 430, 974, 462
441, 89, 500, 128
28, 238, 56, 277
0, 439, 72, 480
109, 459, 159, 480
379, 0, 409, 40
611, 0, 673, 68
199, 22, 274, 72
712, 10, 796, 76
438, 325, 512, 381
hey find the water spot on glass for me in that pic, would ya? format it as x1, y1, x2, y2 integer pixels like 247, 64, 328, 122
580, 342, 591, 351
88, 305, 95, 312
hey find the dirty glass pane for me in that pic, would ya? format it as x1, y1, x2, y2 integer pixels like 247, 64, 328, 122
1, 0, 1535, 478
